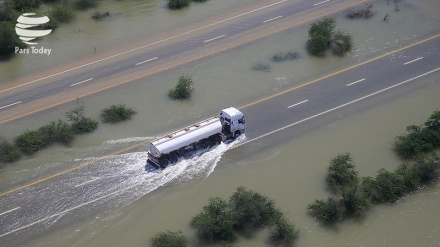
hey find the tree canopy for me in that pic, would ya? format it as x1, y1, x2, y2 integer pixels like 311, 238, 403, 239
306, 17, 353, 56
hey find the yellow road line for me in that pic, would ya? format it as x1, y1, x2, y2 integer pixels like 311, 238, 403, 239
240, 33, 440, 109
0, 141, 149, 198
0, 34, 439, 198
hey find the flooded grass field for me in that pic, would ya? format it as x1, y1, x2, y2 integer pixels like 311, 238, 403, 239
1, 0, 440, 246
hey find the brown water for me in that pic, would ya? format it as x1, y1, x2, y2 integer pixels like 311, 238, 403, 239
1, 0, 440, 246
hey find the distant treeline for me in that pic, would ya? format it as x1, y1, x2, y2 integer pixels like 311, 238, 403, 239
308, 110, 440, 225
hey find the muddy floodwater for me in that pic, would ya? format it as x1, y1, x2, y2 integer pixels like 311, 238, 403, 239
0, 0, 440, 246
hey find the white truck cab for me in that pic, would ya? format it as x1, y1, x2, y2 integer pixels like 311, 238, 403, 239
219, 107, 246, 139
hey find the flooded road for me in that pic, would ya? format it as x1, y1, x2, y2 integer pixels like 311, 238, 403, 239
0, 0, 440, 246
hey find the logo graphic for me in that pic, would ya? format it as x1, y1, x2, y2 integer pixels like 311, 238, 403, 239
16, 13, 52, 45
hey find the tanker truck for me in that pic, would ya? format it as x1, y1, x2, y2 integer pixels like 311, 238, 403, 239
147, 107, 245, 168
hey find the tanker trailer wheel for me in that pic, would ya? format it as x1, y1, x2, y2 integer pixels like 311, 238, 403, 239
211, 135, 222, 145
170, 153, 178, 163
159, 159, 169, 169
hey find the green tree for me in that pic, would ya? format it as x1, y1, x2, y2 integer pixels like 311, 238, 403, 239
412, 154, 440, 183
0, 141, 21, 163
191, 197, 236, 242
306, 17, 352, 56
229, 186, 282, 228
169, 75, 193, 99
15, 130, 45, 155
166, 0, 191, 9
395, 163, 421, 192
101, 104, 136, 123
424, 110, 440, 131
151, 230, 187, 247
341, 186, 369, 216
331, 30, 352, 55
326, 153, 359, 192
361, 169, 405, 203
307, 197, 345, 224
66, 103, 98, 134
269, 216, 298, 244
0, 22, 26, 59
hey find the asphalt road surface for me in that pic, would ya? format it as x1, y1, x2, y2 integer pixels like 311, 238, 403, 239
0, 33, 439, 246
0, 0, 368, 123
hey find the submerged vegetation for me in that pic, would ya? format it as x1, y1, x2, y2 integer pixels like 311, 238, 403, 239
308, 110, 440, 225
166, 0, 209, 10
169, 75, 194, 99
0, 101, 137, 164
393, 110, 440, 159
153, 187, 298, 245
151, 230, 187, 247
306, 17, 352, 56
101, 104, 136, 123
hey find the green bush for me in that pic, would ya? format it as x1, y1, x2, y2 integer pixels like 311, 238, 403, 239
38, 120, 74, 145
15, 130, 45, 155
192, 0, 208, 2
0, 141, 21, 162
191, 197, 236, 242
168, 75, 193, 99
101, 104, 136, 123
271, 51, 300, 62
251, 62, 271, 72
269, 216, 298, 244
152, 230, 187, 247
229, 186, 281, 228
50, 5, 75, 24
166, 0, 191, 9
307, 197, 345, 224
326, 153, 359, 192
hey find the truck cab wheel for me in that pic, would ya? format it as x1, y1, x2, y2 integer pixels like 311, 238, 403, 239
234, 130, 242, 139
159, 159, 169, 169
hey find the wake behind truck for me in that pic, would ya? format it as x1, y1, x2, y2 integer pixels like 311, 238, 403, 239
147, 107, 245, 168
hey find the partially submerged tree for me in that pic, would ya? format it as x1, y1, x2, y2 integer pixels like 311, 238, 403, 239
306, 17, 353, 56
190, 197, 236, 242
326, 153, 359, 192
307, 197, 345, 224
66, 101, 98, 134
169, 75, 194, 99
101, 104, 136, 123
166, 0, 191, 9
